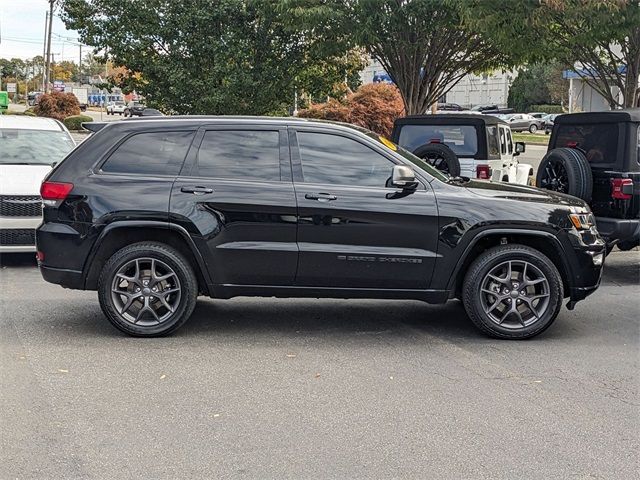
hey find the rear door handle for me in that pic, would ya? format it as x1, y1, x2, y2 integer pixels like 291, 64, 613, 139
181, 186, 214, 195
305, 193, 337, 202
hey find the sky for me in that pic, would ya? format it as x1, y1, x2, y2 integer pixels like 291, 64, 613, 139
0, 0, 82, 61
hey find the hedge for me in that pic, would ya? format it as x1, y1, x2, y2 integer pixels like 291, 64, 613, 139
63, 114, 93, 131
34, 92, 81, 120
526, 104, 564, 114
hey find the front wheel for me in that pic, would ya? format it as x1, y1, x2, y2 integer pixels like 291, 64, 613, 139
529, 124, 538, 133
462, 245, 563, 339
98, 242, 198, 336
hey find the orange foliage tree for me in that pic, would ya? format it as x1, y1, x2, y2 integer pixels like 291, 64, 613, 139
34, 92, 81, 121
298, 83, 404, 137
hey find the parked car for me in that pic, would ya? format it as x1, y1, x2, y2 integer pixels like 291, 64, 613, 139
500, 114, 544, 133
106, 101, 126, 115
543, 113, 561, 134
36, 116, 604, 339
1, 116, 75, 253
537, 109, 639, 252
437, 102, 464, 112
470, 104, 515, 115
391, 113, 533, 184
123, 101, 146, 117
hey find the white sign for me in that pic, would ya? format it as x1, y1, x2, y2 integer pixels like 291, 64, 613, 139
6, 83, 16, 93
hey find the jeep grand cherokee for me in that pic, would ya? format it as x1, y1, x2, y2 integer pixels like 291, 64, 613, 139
36, 117, 605, 339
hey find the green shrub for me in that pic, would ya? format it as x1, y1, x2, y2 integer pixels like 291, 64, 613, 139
34, 92, 81, 120
526, 104, 564, 114
3, 108, 36, 116
63, 114, 93, 131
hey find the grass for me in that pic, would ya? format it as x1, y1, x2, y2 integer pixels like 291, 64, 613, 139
512, 132, 550, 146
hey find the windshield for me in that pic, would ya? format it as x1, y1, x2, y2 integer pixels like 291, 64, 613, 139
0, 129, 75, 165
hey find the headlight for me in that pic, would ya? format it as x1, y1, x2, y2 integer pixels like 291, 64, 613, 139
568, 212, 595, 230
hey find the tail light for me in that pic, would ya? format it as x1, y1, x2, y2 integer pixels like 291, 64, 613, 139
40, 181, 73, 205
476, 164, 491, 179
610, 178, 633, 200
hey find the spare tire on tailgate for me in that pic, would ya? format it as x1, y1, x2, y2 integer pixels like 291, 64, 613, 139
413, 143, 461, 177
536, 147, 593, 201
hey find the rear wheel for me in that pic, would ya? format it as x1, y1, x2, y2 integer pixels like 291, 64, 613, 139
462, 245, 563, 339
98, 242, 198, 336
412, 143, 461, 177
536, 147, 593, 201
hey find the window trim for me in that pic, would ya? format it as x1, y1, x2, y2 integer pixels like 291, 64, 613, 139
96, 129, 197, 178
181, 125, 289, 183
290, 126, 426, 190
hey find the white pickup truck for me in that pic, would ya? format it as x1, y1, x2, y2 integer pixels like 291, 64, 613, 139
391, 113, 533, 185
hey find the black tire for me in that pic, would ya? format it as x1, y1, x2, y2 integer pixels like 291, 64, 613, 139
462, 244, 563, 339
412, 143, 461, 177
529, 124, 538, 133
124, 109, 130, 117
98, 242, 198, 337
536, 147, 593, 201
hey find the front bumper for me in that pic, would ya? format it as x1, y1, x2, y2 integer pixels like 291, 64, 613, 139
595, 217, 640, 245
0, 216, 40, 253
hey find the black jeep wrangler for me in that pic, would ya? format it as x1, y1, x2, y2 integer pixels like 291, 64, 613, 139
537, 110, 640, 251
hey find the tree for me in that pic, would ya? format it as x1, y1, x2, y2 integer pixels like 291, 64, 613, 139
283, 1, 516, 115
508, 62, 568, 112
61, 0, 358, 115
51, 61, 77, 82
464, 0, 640, 109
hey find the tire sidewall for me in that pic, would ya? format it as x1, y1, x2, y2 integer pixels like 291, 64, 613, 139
98, 244, 197, 336
463, 246, 563, 339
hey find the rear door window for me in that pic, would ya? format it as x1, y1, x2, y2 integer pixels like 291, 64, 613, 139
196, 130, 281, 181
101, 131, 194, 175
397, 124, 478, 157
486, 125, 500, 159
555, 123, 619, 164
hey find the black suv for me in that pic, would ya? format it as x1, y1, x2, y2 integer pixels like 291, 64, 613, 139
36, 117, 605, 339
536, 110, 640, 251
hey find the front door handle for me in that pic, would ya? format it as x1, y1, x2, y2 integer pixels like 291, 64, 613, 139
305, 193, 337, 202
181, 186, 214, 195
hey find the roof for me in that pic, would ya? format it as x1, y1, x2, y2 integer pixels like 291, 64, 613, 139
0, 115, 65, 131
554, 109, 640, 125
394, 113, 507, 126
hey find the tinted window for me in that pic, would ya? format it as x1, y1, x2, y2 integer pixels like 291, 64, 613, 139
101, 131, 193, 175
397, 124, 478, 157
297, 132, 393, 187
197, 130, 280, 181
486, 125, 500, 158
555, 123, 619, 164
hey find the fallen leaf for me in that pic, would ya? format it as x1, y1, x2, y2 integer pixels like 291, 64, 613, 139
534, 380, 542, 383
286, 354, 296, 358
58, 369, 68, 373
389, 376, 394, 380
315, 373, 321, 378
213, 414, 220, 418
160, 374, 166, 380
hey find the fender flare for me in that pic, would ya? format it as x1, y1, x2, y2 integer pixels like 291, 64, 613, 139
83, 220, 213, 292
445, 228, 574, 292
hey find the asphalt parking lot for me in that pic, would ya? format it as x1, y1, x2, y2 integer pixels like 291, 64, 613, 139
1, 250, 638, 479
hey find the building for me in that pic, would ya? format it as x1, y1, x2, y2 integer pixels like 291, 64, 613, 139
359, 58, 516, 109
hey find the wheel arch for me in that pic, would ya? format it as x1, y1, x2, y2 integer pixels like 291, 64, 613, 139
448, 229, 573, 298
83, 221, 211, 295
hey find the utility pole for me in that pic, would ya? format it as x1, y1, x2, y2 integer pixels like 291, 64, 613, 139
79, 44, 82, 84
44, 0, 54, 93
42, 10, 48, 92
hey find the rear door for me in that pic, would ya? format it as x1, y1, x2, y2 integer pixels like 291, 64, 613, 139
170, 125, 298, 286
290, 127, 439, 289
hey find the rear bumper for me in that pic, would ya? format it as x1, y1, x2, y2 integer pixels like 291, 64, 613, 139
39, 264, 84, 289
595, 217, 640, 244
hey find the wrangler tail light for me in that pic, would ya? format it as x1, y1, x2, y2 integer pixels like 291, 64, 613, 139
610, 178, 633, 200
476, 164, 491, 179
40, 181, 74, 205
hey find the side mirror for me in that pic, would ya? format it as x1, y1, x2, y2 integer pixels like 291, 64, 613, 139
391, 165, 419, 190
514, 141, 526, 156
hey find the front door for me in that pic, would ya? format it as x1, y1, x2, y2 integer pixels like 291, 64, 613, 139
290, 128, 439, 289
170, 126, 298, 286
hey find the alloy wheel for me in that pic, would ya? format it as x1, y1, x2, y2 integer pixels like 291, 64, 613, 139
479, 260, 550, 329
421, 152, 452, 174
539, 158, 569, 193
110, 257, 181, 326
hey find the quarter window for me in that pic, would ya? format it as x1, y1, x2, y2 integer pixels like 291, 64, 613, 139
196, 130, 280, 181
101, 131, 194, 175
297, 132, 394, 187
